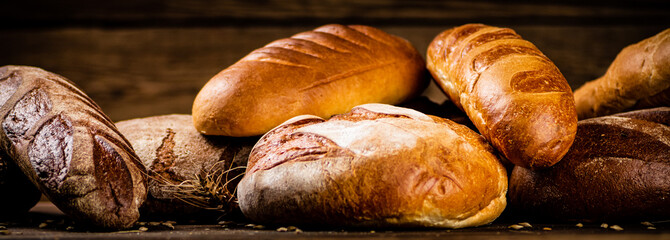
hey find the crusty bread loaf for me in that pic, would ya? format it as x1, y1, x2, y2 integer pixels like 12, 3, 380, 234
193, 24, 427, 137
509, 107, 670, 222
574, 29, 670, 119
116, 114, 254, 219
426, 24, 577, 169
0, 150, 41, 217
237, 104, 507, 228
0, 66, 147, 229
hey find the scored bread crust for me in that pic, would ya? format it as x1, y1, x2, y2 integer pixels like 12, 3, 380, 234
509, 107, 670, 222
574, 29, 670, 119
0, 65, 147, 229
237, 104, 507, 228
116, 114, 254, 218
426, 24, 577, 169
192, 24, 427, 137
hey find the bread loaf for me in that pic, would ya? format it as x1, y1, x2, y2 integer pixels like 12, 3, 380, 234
116, 114, 254, 219
426, 24, 577, 169
0, 150, 41, 217
237, 104, 507, 228
509, 107, 670, 222
574, 29, 670, 119
0, 66, 147, 229
193, 24, 427, 137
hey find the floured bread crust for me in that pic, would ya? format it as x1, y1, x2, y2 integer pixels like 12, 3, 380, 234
238, 104, 507, 228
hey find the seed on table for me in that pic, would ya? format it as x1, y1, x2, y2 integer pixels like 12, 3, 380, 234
38, 223, 48, 229
648, 227, 657, 230
287, 226, 297, 231
518, 222, 532, 228
276, 227, 288, 232
543, 227, 552, 231
295, 228, 303, 234
253, 225, 265, 230
509, 224, 524, 230
600, 223, 608, 228
138, 227, 148, 232
641, 221, 654, 227
610, 225, 623, 231
575, 223, 583, 228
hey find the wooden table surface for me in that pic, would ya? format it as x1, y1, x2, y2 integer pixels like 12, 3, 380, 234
0, 202, 667, 240
1, 1, 669, 239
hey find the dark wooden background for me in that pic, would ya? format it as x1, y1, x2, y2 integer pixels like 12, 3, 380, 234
1, 0, 669, 122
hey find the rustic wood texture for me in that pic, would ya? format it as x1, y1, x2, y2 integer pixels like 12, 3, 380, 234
0, 1, 668, 123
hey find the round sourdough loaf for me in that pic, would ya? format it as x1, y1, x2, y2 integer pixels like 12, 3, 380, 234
237, 104, 507, 228
192, 24, 427, 137
509, 107, 670, 222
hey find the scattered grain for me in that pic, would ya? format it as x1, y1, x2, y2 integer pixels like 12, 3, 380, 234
600, 223, 608, 228
161, 222, 175, 230
287, 226, 298, 231
575, 223, 583, 228
0, 230, 9, 235
610, 225, 623, 231
138, 227, 148, 232
277, 227, 288, 232
519, 222, 532, 228
543, 227, 552, 231
641, 221, 654, 227
253, 225, 265, 230
38, 223, 48, 229
295, 228, 303, 234
508, 224, 524, 230
648, 227, 657, 230
66, 226, 75, 231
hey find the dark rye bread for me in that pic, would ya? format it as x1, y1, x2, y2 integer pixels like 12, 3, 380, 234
509, 107, 670, 222
116, 114, 254, 219
426, 24, 577, 169
0, 66, 147, 229
0, 150, 41, 217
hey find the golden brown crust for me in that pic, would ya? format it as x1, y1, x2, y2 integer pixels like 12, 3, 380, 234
509, 107, 670, 222
0, 65, 147, 229
426, 24, 577, 169
238, 104, 507, 228
192, 24, 427, 137
574, 28, 670, 119
116, 114, 254, 219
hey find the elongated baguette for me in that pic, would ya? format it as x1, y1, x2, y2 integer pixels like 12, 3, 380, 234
574, 29, 670, 119
193, 24, 427, 137
237, 104, 507, 228
0, 65, 147, 229
427, 24, 577, 169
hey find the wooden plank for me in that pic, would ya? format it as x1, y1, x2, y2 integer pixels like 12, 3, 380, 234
2, 0, 669, 28
1, 25, 665, 121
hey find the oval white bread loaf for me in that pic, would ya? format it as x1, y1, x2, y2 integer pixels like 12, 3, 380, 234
237, 104, 507, 228
574, 28, 670, 119
192, 24, 427, 137
426, 24, 577, 169
509, 107, 670, 222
